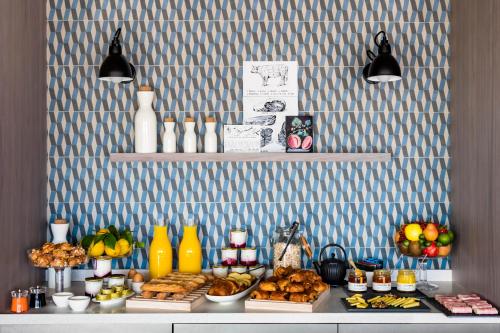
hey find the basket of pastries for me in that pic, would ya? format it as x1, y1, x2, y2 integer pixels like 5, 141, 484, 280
28, 242, 87, 268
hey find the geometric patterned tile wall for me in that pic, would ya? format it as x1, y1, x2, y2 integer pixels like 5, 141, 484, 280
47, 0, 450, 269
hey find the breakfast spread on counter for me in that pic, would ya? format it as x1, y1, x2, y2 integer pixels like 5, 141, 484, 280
13, 218, 498, 317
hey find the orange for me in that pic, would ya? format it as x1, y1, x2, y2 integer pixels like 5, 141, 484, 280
438, 244, 452, 257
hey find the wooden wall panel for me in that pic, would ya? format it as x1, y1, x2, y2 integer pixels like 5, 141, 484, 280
0, 0, 47, 308
451, 0, 499, 304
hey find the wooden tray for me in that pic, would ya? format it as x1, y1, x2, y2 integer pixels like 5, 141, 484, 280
244, 288, 330, 312
126, 284, 209, 311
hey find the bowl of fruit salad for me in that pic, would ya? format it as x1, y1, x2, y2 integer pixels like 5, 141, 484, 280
395, 221, 455, 258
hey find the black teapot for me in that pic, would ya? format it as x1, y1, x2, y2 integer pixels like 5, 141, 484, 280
313, 243, 348, 286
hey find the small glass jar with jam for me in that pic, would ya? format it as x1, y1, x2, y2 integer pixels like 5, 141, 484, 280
397, 269, 416, 292
372, 269, 392, 292
348, 269, 367, 292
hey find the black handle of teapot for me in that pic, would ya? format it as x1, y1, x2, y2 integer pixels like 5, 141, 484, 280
319, 243, 348, 265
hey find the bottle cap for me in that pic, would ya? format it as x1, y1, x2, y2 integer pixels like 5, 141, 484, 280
185, 117, 195, 122
139, 85, 153, 91
164, 117, 175, 122
205, 117, 216, 123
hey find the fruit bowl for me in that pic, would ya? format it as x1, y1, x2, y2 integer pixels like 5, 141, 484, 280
395, 222, 455, 259
81, 226, 144, 260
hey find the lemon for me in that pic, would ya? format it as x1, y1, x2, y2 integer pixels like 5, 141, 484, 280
89, 240, 105, 257
117, 239, 131, 256
404, 223, 423, 241
97, 228, 110, 235
105, 243, 121, 257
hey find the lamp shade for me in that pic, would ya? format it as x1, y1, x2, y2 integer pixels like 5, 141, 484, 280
367, 53, 401, 82
98, 28, 135, 84
363, 31, 401, 84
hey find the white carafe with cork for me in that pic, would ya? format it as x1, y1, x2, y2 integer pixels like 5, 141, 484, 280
183, 117, 197, 153
204, 116, 218, 153
162, 117, 176, 153
134, 85, 157, 153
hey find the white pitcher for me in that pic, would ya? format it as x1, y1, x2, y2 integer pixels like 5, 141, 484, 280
162, 118, 176, 153
204, 117, 218, 153
134, 85, 157, 153
183, 117, 197, 153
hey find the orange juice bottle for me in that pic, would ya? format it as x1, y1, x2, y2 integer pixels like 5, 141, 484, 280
178, 217, 202, 273
149, 220, 173, 278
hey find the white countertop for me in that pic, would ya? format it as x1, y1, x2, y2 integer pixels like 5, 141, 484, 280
1, 282, 500, 325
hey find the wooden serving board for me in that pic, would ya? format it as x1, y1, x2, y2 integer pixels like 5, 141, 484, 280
244, 288, 330, 312
126, 284, 209, 311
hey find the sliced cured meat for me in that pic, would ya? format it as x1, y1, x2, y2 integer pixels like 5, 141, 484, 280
474, 307, 498, 315
450, 306, 473, 313
472, 304, 493, 310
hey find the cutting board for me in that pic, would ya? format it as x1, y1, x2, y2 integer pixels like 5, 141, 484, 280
245, 288, 330, 312
126, 284, 209, 311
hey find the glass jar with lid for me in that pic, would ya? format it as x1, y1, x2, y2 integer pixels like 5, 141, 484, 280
397, 269, 416, 292
348, 269, 367, 292
272, 225, 302, 269
372, 269, 392, 292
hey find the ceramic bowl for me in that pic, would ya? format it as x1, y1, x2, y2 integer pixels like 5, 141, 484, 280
68, 296, 90, 312
132, 281, 144, 294
212, 265, 228, 278
249, 265, 266, 278
52, 292, 74, 307
84, 277, 103, 296
108, 274, 125, 288
231, 266, 247, 274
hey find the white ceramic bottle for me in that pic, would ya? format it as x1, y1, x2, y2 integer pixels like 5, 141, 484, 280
183, 117, 197, 153
204, 117, 218, 153
134, 85, 157, 153
162, 117, 176, 153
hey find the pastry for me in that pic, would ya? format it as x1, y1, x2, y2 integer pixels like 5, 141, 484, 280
141, 282, 187, 294
250, 290, 270, 300
269, 291, 288, 301
313, 281, 328, 293
258, 281, 278, 292
141, 291, 156, 299
289, 293, 309, 303
277, 279, 290, 291
286, 283, 305, 293
288, 271, 307, 283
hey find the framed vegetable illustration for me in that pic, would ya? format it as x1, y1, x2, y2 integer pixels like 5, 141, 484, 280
286, 116, 313, 153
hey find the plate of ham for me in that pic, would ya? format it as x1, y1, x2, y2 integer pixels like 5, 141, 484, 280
431, 293, 499, 316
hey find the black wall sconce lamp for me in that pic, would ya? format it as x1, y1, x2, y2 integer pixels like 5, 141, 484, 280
98, 28, 135, 84
363, 31, 401, 84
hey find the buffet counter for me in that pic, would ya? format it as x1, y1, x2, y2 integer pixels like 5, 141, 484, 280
1, 282, 500, 333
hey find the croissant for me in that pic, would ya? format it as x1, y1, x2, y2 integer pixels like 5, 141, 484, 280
277, 279, 290, 291
258, 281, 278, 292
285, 283, 305, 293
269, 291, 288, 301
250, 289, 270, 300
289, 293, 309, 303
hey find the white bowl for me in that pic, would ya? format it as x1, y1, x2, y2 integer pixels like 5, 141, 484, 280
126, 278, 133, 289
68, 296, 90, 312
85, 278, 103, 296
52, 292, 74, 307
108, 275, 125, 288
231, 266, 247, 274
132, 282, 144, 294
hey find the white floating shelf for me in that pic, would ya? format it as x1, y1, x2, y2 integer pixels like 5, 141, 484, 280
110, 152, 391, 163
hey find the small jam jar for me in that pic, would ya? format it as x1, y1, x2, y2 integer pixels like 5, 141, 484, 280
240, 247, 257, 266
230, 229, 247, 248
221, 247, 238, 266
397, 269, 416, 292
29, 286, 46, 309
11, 290, 29, 313
372, 269, 392, 292
348, 270, 367, 292
231, 265, 247, 274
